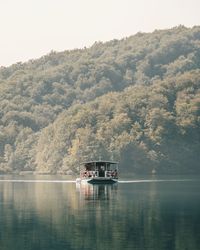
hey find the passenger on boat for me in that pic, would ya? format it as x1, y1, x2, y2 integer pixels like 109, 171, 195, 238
111, 169, 118, 178
83, 171, 87, 177
106, 171, 111, 177
99, 167, 105, 177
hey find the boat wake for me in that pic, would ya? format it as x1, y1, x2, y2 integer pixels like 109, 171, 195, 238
118, 179, 194, 183
0, 179, 195, 184
0, 179, 76, 183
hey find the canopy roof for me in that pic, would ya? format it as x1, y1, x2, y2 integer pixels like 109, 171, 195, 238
81, 160, 118, 165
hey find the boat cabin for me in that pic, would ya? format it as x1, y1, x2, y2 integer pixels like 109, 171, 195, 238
80, 160, 118, 180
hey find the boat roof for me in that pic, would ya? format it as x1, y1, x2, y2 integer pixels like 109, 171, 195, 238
81, 160, 118, 164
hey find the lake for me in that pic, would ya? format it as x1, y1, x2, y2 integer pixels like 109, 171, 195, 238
0, 175, 200, 250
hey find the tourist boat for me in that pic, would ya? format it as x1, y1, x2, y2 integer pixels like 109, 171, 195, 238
76, 160, 119, 184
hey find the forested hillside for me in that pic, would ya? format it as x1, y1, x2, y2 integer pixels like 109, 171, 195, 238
0, 25, 200, 174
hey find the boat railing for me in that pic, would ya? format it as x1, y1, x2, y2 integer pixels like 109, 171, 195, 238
80, 170, 118, 178
105, 170, 118, 178
81, 170, 97, 178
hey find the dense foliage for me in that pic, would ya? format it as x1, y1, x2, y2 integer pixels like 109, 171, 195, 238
0, 25, 200, 174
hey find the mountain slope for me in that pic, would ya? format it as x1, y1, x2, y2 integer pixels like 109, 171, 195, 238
0, 25, 200, 174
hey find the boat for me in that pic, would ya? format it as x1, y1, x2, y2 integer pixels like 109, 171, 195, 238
76, 160, 119, 184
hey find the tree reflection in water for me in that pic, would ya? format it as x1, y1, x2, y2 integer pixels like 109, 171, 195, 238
0, 177, 200, 250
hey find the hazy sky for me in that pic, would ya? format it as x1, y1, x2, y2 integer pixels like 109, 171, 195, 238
0, 0, 200, 66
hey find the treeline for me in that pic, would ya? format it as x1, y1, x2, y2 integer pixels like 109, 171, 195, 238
0, 25, 200, 174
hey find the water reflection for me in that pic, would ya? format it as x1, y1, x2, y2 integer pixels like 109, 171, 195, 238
76, 183, 118, 200
0, 177, 200, 250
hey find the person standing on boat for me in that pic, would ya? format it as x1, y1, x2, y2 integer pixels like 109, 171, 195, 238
99, 166, 105, 177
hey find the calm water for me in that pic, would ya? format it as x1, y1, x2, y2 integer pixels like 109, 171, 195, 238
0, 175, 200, 250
